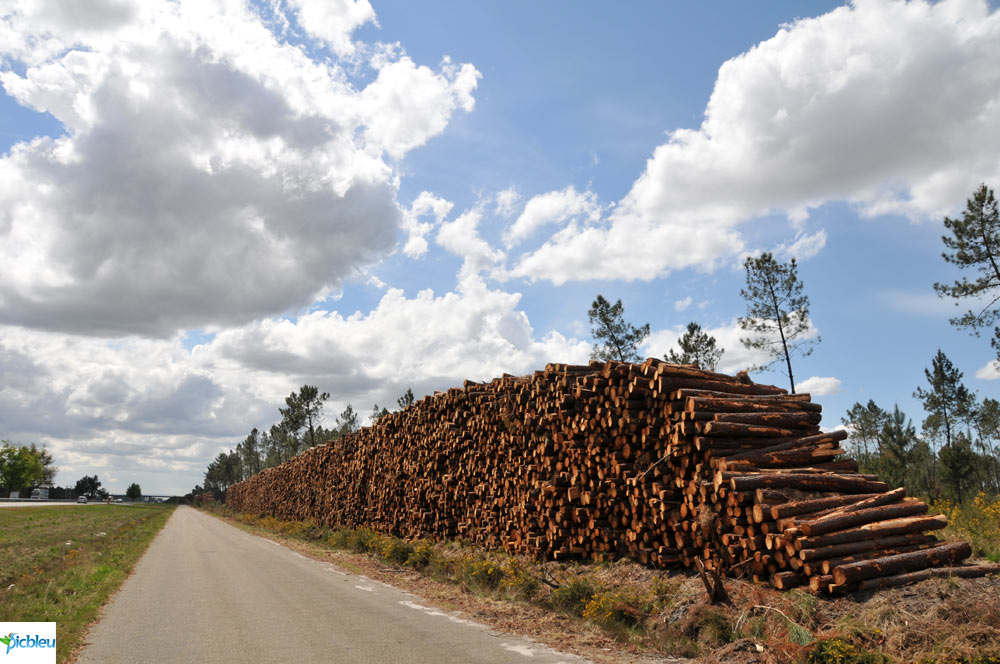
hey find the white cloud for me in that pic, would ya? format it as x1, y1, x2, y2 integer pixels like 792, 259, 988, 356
0, 1, 478, 336
402, 191, 454, 258
504, 186, 600, 247
495, 187, 520, 218
287, 0, 375, 56
511, 0, 1000, 284
880, 289, 995, 318
976, 360, 1000, 380
777, 229, 828, 261
795, 376, 843, 395
674, 296, 693, 312
0, 276, 590, 494
360, 55, 480, 159
437, 210, 505, 280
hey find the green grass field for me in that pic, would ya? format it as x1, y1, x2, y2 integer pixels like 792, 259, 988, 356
0, 504, 174, 662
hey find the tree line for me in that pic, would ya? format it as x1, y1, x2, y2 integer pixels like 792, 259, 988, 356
0, 440, 144, 500
196, 386, 416, 497
588, 184, 1000, 504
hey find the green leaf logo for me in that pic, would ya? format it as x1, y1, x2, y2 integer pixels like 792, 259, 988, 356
0, 633, 11, 646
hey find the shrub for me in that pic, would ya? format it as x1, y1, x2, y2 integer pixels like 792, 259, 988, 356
498, 557, 539, 601
459, 557, 504, 592
405, 540, 436, 569
379, 538, 414, 565
932, 493, 1000, 561
549, 577, 598, 617
806, 638, 889, 664
582, 590, 643, 632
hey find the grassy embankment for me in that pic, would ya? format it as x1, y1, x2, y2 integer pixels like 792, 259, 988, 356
202, 500, 1000, 664
0, 504, 174, 663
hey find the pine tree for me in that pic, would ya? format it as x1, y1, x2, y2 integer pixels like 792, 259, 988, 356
588, 295, 650, 363
665, 322, 723, 371
738, 252, 818, 393
370, 403, 389, 424
913, 349, 976, 451
933, 184, 1000, 360
939, 432, 977, 503
842, 400, 890, 472
336, 404, 360, 436
397, 388, 415, 410
877, 405, 917, 490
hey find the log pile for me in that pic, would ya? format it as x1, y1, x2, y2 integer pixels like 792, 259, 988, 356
226, 359, 998, 593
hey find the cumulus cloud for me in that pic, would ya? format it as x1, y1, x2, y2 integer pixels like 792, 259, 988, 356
977, 360, 1000, 380
437, 210, 505, 280
511, 0, 1000, 284
504, 186, 600, 247
0, 276, 589, 493
287, 0, 375, 56
778, 229, 828, 261
674, 296, 693, 312
0, 1, 478, 336
402, 191, 454, 258
795, 376, 843, 395
495, 187, 520, 218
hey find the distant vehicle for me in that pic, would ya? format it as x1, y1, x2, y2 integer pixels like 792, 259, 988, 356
31, 488, 49, 500
77, 496, 88, 504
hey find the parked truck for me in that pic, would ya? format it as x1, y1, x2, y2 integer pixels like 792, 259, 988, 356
30, 488, 49, 500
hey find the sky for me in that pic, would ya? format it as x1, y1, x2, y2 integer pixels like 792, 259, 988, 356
1, 0, 999, 496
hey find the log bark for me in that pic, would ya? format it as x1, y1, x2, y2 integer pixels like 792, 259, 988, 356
831, 541, 972, 586
730, 473, 887, 494
770, 494, 881, 521
854, 564, 1000, 591
797, 515, 948, 550
799, 500, 928, 537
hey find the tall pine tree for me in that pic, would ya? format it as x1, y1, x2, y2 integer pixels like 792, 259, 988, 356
933, 184, 1000, 360
588, 295, 649, 363
665, 322, 723, 371
738, 253, 818, 392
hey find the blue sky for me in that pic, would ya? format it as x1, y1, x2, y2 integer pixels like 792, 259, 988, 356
0, 0, 998, 495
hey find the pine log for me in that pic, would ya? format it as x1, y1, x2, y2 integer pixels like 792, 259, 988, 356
770, 493, 879, 520
771, 571, 806, 590
730, 473, 887, 494
799, 500, 928, 537
797, 515, 948, 550
831, 541, 973, 586
854, 564, 1000, 591
686, 396, 822, 413
701, 421, 808, 438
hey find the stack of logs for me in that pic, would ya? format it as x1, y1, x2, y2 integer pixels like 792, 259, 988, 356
226, 359, 999, 593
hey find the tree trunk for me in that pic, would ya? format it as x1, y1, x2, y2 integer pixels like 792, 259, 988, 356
831, 541, 972, 586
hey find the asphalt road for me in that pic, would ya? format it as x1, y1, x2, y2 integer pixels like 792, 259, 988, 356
77, 506, 587, 664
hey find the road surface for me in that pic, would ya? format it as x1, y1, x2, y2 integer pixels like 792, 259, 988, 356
0, 501, 100, 508
77, 506, 587, 663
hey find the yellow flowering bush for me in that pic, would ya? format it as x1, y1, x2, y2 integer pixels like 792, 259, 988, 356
931, 493, 1000, 561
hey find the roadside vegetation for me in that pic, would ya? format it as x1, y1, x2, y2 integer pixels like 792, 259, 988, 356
0, 504, 174, 663
200, 502, 1000, 664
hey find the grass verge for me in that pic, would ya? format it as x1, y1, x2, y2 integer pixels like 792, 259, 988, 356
200, 503, 1000, 664
0, 504, 175, 663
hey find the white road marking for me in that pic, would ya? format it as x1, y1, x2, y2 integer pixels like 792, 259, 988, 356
501, 643, 536, 657
398, 601, 488, 628
355, 585, 375, 592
